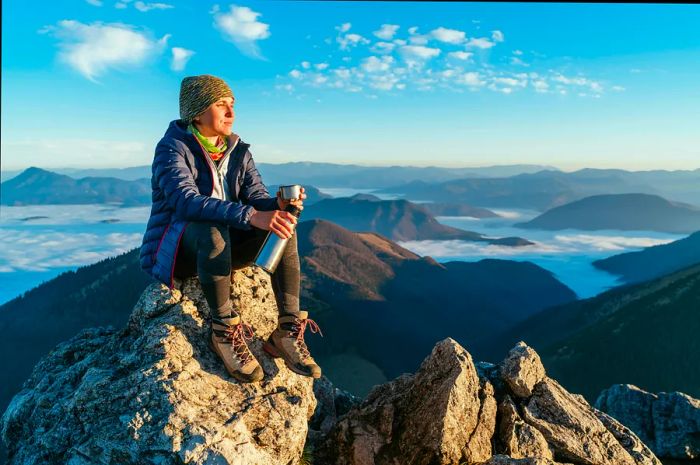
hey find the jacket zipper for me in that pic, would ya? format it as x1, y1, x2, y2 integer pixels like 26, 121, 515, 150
195, 137, 238, 200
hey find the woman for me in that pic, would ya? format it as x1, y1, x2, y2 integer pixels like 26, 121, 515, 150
139, 74, 321, 383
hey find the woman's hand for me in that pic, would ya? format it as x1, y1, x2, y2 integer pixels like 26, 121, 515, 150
249, 209, 297, 239
277, 186, 306, 211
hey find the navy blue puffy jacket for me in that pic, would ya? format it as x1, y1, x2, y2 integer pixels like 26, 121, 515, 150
139, 120, 279, 287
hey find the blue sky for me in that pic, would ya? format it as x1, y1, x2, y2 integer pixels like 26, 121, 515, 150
2, 1, 699, 171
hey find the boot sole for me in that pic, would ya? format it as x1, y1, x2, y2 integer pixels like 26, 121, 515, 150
263, 341, 321, 379
208, 337, 263, 383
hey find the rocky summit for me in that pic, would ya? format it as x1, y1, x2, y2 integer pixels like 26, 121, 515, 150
0, 265, 690, 465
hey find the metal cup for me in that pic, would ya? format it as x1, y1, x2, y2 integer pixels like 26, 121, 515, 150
279, 184, 302, 201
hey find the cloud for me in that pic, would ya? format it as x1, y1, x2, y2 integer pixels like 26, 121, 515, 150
466, 37, 496, 49
513, 49, 523, 56
171, 47, 194, 71
338, 32, 370, 51
361, 55, 394, 73
399, 45, 441, 60
554, 234, 675, 251
431, 27, 466, 44
510, 57, 528, 66
134, 1, 174, 12
47, 20, 168, 81
448, 51, 473, 61
85, 0, 103, 6
373, 24, 399, 40
532, 79, 549, 93
336, 22, 352, 33
491, 30, 504, 42
371, 41, 396, 54
213, 5, 270, 59
552, 73, 604, 94
456, 71, 484, 87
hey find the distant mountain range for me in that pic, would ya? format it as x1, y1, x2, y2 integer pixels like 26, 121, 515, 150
4, 165, 700, 211
1, 163, 556, 186
479, 263, 700, 403
0, 219, 574, 413
593, 231, 700, 283
0, 167, 328, 207
516, 193, 700, 233
378, 168, 700, 210
1, 167, 151, 206
303, 194, 530, 244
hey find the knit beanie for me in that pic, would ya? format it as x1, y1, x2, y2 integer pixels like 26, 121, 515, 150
179, 75, 233, 123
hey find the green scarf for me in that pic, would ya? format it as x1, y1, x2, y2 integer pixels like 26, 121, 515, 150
188, 123, 228, 153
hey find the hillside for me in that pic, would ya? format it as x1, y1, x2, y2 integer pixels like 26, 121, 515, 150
479, 264, 700, 403
593, 230, 700, 283
303, 195, 531, 244
516, 193, 700, 233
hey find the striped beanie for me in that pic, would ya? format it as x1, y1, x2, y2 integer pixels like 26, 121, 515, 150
179, 75, 233, 123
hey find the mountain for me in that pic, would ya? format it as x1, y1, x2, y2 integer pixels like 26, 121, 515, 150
0, 167, 330, 207
479, 263, 700, 403
378, 168, 700, 211
516, 193, 700, 233
0, 167, 151, 206
256, 162, 556, 188
0, 276, 669, 464
302, 195, 530, 244
422, 202, 500, 218
0, 219, 573, 417
296, 220, 574, 393
593, 231, 700, 283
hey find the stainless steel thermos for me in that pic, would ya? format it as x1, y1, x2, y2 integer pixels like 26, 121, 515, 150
253, 185, 302, 273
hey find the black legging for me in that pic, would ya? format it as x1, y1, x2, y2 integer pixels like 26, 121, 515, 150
173, 221, 301, 320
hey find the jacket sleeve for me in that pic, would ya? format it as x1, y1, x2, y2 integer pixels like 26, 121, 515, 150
239, 150, 280, 211
154, 142, 255, 229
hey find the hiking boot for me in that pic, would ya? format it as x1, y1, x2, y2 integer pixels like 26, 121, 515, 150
208, 315, 264, 383
263, 310, 323, 378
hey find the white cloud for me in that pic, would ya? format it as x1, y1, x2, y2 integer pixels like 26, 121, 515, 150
338, 32, 370, 50
48, 20, 168, 81
510, 57, 528, 66
408, 34, 429, 45
213, 5, 270, 59
399, 45, 441, 60
336, 22, 352, 33
513, 49, 523, 55
301, 61, 311, 69
491, 30, 504, 42
448, 51, 473, 61
134, 1, 173, 12
371, 41, 395, 54
533, 80, 549, 93
431, 27, 466, 44
612, 85, 625, 92
85, 0, 103, 6
373, 24, 399, 40
314, 62, 329, 70
289, 69, 302, 78
456, 72, 484, 87
170, 47, 194, 71
466, 37, 496, 49
494, 77, 526, 87
361, 55, 394, 72
115, 2, 128, 8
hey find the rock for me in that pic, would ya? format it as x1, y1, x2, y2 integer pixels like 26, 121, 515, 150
477, 455, 572, 465
596, 383, 700, 460
521, 377, 660, 465
1, 268, 316, 465
497, 395, 552, 460
310, 376, 361, 435
500, 341, 546, 399
317, 338, 489, 465
462, 377, 498, 464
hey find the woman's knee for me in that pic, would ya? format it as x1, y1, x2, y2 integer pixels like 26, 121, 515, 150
190, 222, 230, 258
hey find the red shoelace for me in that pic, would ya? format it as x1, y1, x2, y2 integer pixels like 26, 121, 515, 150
290, 317, 323, 360
223, 322, 255, 365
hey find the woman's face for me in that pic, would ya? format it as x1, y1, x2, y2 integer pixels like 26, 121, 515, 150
195, 96, 235, 137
